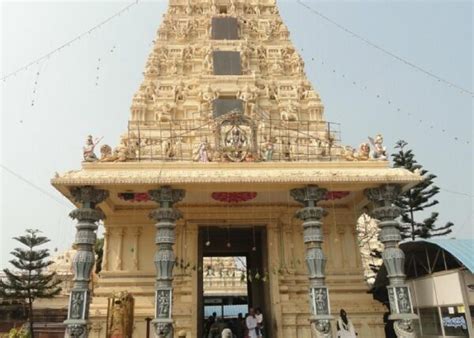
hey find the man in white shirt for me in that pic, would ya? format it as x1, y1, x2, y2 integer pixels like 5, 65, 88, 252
246, 308, 258, 338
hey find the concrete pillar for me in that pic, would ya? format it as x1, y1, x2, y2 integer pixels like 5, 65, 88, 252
149, 186, 185, 338
365, 184, 417, 338
64, 186, 109, 338
290, 185, 332, 338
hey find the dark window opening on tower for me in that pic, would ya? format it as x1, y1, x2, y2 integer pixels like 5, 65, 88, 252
213, 98, 244, 118
211, 17, 239, 40
213, 51, 241, 75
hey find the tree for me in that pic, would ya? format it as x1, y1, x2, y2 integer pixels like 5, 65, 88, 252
392, 140, 454, 240
94, 237, 104, 274
0, 229, 62, 338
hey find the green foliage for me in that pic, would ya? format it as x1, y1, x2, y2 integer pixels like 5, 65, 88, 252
0, 229, 62, 337
7, 327, 30, 338
95, 237, 104, 274
392, 140, 454, 240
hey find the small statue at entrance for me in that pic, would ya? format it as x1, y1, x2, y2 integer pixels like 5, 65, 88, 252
107, 291, 134, 338
83, 135, 102, 162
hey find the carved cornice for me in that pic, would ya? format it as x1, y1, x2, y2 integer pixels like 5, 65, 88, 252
52, 163, 420, 186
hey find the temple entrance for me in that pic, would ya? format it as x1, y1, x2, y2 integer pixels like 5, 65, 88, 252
197, 226, 270, 338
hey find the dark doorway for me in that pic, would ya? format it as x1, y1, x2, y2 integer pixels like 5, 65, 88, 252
197, 226, 270, 338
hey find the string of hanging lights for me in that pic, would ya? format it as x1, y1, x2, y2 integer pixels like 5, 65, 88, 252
296, 0, 474, 97
1, 0, 139, 83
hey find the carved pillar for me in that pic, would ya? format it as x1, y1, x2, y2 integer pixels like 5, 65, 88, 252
336, 224, 347, 268
64, 186, 109, 338
290, 185, 332, 338
102, 229, 110, 271
133, 227, 142, 271
365, 184, 417, 338
115, 228, 125, 271
149, 186, 185, 338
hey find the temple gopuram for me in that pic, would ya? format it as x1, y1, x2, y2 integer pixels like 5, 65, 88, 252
51, 0, 422, 337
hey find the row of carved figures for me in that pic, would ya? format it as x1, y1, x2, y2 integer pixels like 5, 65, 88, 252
83, 134, 338, 163
158, 15, 288, 42
136, 79, 316, 106
344, 134, 388, 161
145, 44, 303, 77
168, 0, 278, 17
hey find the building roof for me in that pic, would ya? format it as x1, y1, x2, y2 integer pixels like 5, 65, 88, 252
413, 239, 474, 273
374, 238, 474, 289
52, 161, 421, 187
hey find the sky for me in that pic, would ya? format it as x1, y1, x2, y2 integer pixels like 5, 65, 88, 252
1, 0, 472, 268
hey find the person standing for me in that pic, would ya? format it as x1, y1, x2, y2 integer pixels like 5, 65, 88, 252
255, 308, 264, 338
336, 309, 357, 338
235, 313, 245, 338
245, 308, 258, 338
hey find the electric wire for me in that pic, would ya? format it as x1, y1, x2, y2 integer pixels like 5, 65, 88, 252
1, 0, 139, 82
0, 164, 71, 207
297, 0, 474, 97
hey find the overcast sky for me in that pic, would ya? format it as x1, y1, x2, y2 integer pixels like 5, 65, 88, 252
1, 0, 472, 268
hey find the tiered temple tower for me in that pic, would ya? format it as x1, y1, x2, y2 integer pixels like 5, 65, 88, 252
53, 0, 421, 337
125, 0, 337, 163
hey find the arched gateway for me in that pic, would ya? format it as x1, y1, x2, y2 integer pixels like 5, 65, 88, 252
52, 0, 421, 337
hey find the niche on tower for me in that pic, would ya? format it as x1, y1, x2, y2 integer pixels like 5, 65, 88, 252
211, 17, 239, 40
213, 51, 241, 75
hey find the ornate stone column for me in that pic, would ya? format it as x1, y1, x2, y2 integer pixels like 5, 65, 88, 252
132, 227, 142, 271
290, 185, 332, 338
101, 229, 110, 272
365, 184, 417, 338
149, 186, 185, 338
115, 227, 125, 271
64, 186, 109, 338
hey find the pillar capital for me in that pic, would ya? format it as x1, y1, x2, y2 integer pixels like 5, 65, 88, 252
364, 184, 401, 207
149, 186, 185, 207
290, 185, 327, 207
70, 186, 109, 208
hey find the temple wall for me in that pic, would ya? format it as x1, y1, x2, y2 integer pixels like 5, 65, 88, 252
90, 205, 385, 337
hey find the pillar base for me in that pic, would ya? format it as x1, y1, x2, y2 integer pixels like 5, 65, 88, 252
152, 318, 173, 338
309, 316, 332, 338
64, 320, 88, 338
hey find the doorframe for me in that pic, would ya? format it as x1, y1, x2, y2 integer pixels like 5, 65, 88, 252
196, 225, 271, 338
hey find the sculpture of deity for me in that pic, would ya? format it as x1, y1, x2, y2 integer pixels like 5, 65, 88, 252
369, 134, 387, 160
263, 137, 274, 161
83, 135, 102, 162
155, 103, 173, 122
199, 84, 218, 119
280, 101, 298, 121
238, 84, 257, 116
202, 46, 213, 74
107, 292, 134, 338
194, 139, 210, 162
356, 143, 370, 161
174, 81, 185, 102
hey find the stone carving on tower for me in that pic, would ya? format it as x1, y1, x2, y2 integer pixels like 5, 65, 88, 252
95, 0, 360, 163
